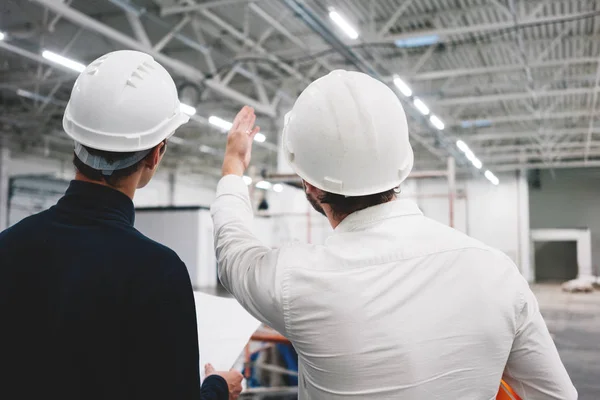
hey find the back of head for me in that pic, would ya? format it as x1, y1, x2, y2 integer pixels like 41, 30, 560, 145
63, 50, 189, 184
282, 70, 413, 197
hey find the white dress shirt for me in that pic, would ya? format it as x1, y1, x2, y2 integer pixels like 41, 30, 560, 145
211, 175, 577, 400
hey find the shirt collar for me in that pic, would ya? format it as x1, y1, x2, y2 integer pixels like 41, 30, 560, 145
55, 180, 135, 226
334, 199, 423, 233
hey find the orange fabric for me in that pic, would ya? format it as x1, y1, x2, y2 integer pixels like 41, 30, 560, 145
496, 380, 522, 400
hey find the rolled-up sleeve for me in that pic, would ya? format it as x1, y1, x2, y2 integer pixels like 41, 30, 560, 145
503, 280, 578, 400
210, 175, 287, 336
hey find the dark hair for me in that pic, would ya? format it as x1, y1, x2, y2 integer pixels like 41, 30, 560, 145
73, 142, 165, 186
318, 188, 396, 219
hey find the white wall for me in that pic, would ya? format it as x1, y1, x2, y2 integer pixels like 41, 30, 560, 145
135, 209, 218, 289
415, 172, 531, 279
3, 153, 218, 227
529, 168, 600, 277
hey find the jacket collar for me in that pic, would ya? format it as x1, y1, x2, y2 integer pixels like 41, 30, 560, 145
334, 199, 422, 233
55, 180, 135, 226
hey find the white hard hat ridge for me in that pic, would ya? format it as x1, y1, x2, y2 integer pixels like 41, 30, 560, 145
63, 50, 190, 153
283, 70, 414, 197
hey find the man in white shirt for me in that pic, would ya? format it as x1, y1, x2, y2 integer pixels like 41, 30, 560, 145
211, 70, 577, 399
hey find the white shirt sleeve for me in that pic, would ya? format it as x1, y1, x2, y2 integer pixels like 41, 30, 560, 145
503, 279, 578, 400
210, 175, 287, 336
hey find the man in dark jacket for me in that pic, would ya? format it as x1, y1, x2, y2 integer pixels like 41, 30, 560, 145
0, 50, 242, 400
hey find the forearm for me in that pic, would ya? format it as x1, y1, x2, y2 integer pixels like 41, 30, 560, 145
210, 175, 287, 334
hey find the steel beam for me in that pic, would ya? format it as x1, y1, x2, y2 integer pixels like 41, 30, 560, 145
492, 159, 600, 171
484, 149, 600, 163
161, 0, 265, 16
199, 8, 307, 83
380, 11, 600, 44
153, 15, 191, 52
388, 58, 598, 82
450, 110, 593, 126
464, 127, 600, 142
377, 0, 415, 36
0, 41, 75, 75
125, 12, 152, 47
433, 87, 600, 106
31, 0, 276, 116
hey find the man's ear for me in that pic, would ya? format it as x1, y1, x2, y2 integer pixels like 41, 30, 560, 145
303, 180, 320, 195
144, 141, 166, 170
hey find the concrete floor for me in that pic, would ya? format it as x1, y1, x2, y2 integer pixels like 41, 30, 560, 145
533, 284, 600, 399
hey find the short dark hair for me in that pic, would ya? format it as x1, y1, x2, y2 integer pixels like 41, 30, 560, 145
318, 188, 396, 219
72, 142, 165, 186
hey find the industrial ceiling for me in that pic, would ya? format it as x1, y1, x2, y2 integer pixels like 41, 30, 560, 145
1, 0, 600, 181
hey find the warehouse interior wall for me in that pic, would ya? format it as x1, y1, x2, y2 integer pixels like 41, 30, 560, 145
3, 152, 535, 283
529, 168, 600, 277
3, 153, 218, 227
415, 172, 532, 280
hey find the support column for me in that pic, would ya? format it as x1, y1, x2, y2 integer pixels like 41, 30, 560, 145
0, 146, 10, 231
517, 169, 532, 282
447, 157, 456, 228
168, 171, 176, 206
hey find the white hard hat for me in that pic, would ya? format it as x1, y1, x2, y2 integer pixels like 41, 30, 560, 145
63, 50, 189, 153
282, 70, 414, 197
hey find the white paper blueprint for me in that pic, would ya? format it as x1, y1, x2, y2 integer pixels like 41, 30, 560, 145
194, 291, 261, 380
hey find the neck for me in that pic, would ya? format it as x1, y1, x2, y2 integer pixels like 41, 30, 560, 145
75, 172, 138, 200
323, 195, 398, 230
322, 206, 347, 230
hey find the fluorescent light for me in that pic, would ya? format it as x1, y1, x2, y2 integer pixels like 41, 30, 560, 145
273, 184, 283, 193
464, 149, 476, 162
42, 50, 85, 73
394, 76, 412, 97
393, 75, 412, 97
169, 136, 185, 145
413, 98, 430, 115
255, 180, 272, 190
429, 114, 444, 130
16, 88, 59, 105
199, 145, 219, 155
180, 103, 196, 116
456, 140, 469, 153
208, 116, 233, 131
485, 170, 499, 185
329, 11, 359, 39
471, 157, 482, 169
395, 34, 439, 48
0, 32, 5, 41
254, 133, 266, 143
242, 176, 253, 185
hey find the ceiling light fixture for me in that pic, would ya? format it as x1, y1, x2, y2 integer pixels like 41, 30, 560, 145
255, 180, 272, 190
42, 50, 85, 73
208, 116, 233, 131
413, 98, 430, 115
180, 103, 196, 116
329, 10, 359, 39
0, 32, 5, 41
484, 170, 499, 185
254, 133, 266, 143
393, 75, 412, 97
429, 115, 444, 130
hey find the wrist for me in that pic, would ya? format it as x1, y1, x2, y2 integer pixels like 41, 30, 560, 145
222, 155, 245, 177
